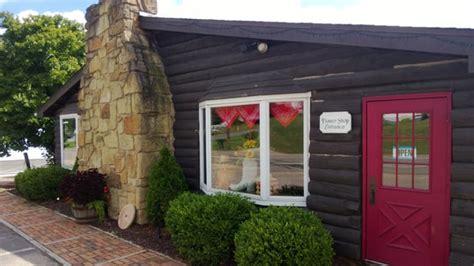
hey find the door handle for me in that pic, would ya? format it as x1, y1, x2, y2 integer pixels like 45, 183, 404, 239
369, 176, 376, 205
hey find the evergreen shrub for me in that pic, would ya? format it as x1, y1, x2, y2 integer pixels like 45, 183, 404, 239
146, 147, 188, 225
166, 192, 257, 265
234, 206, 334, 266
15, 165, 70, 201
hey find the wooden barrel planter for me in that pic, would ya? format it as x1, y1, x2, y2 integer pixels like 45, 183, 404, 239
71, 204, 98, 224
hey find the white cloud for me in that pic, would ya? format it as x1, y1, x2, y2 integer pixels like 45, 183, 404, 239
0, 28, 5, 35
16, 9, 39, 22
153, 0, 474, 29
17, 9, 86, 24
43, 10, 86, 24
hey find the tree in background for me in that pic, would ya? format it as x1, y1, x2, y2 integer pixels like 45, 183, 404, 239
0, 12, 85, 160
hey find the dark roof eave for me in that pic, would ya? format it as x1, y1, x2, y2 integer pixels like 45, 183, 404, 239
37, 69, 82, 118
140, 16, 474, 67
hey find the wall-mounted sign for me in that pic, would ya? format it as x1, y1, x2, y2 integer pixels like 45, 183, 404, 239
320, 111, 352, 134
393, 146, 417, 160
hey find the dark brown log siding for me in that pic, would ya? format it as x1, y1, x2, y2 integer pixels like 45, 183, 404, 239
152, 31, 474, 261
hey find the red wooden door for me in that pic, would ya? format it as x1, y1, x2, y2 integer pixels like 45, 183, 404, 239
363, 93, 451, 266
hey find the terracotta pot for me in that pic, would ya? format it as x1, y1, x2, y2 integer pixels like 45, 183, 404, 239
71, 203, 97, 224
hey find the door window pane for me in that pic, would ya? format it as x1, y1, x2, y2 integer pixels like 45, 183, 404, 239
398, 113, 413, 138
383, 113, 397, 136
383, 163, 396, 187
398, 164, 412, 188
211, 105, 260, 195
269, 101, 304, 196
415, 138, 429, 164
381, 111, 431, 191
414, 165, 429, 190
383, 139, 397, 163
415, 113, 430, 138
62, 117, 77, 169
397, 139, 415, 162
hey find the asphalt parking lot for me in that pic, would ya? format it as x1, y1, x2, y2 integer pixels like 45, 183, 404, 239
0, 222, 59, 266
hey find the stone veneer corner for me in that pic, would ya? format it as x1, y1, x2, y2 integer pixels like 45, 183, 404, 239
77, 0, 174, 224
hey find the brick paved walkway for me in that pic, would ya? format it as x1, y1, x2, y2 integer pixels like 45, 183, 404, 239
0, 192, 183, 265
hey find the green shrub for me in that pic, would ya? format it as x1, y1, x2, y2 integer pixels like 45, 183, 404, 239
146, 147, 188, 225
234, 206, 334, 266
15, 165, 70, 201
166, 192, 257, 265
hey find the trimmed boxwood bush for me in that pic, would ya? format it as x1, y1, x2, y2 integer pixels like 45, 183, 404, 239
234, 206, 334, 266
165, 192, 257, 265
146, 147, 188, 225
15, 165, 70, 201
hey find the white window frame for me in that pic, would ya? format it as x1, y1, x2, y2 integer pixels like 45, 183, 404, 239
199, 92, 311, 206
59, 114, 80, 169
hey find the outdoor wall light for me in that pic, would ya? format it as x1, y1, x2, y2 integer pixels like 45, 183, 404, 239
240, 40, 269, 53
257, 41, 268, 53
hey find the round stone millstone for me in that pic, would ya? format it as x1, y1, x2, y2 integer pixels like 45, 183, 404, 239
118, 204, 136, 230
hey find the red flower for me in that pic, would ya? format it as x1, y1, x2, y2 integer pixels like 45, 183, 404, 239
104, 186, 109, 194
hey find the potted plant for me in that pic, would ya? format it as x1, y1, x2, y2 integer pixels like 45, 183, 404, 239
60, 168, 108, 223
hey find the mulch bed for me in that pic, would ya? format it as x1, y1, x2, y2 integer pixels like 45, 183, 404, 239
37, 197, 182, 262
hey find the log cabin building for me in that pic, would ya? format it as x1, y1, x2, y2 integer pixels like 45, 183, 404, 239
37, 0, 474, 265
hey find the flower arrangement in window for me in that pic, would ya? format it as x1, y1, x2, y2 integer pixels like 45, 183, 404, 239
242, 139, 257, 158
242, 139, 257, 149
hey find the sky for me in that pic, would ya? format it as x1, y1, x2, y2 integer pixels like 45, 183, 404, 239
0, 0, 472, 159
0, 0, 473, 30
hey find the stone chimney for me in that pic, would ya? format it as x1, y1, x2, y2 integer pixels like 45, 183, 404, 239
77, 0, 174, 224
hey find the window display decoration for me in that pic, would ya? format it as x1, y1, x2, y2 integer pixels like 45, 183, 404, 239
238, 104, 260, 129
214, 106, 239, 128
270, 102, 303, 127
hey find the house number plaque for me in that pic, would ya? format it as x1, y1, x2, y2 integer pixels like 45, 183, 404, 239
319, 111, 352, 134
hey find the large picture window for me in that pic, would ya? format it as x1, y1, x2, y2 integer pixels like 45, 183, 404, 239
199, 93, 310, 206
60, 114, 79, 169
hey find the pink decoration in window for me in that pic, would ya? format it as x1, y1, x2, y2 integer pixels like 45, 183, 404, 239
214, 107, 239, 128
270, 102, 303, 127
238, 104, 260, 129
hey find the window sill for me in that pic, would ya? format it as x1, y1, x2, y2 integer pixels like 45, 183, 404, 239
200, 186, 307, 207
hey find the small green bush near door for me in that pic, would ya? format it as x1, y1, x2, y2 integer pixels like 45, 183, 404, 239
146, 147, 188, 225
234, 206, 334, 266
15, 165, 70, 201
165, 192, 257, 265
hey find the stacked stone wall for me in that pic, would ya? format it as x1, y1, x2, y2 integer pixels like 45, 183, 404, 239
78, 0, 173, 224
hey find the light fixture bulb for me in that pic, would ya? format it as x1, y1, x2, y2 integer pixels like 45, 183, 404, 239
257, 42, 268, 53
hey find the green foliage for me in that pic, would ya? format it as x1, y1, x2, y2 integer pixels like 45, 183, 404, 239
146, 147, 188, 225
60, 168, 107, 205
270, 114, 304, 154
15, 165, 70, 201
0, 12, 85, 158
87, 200, 107, 223
165, 192, 257, 265
234, 206, 334, 266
